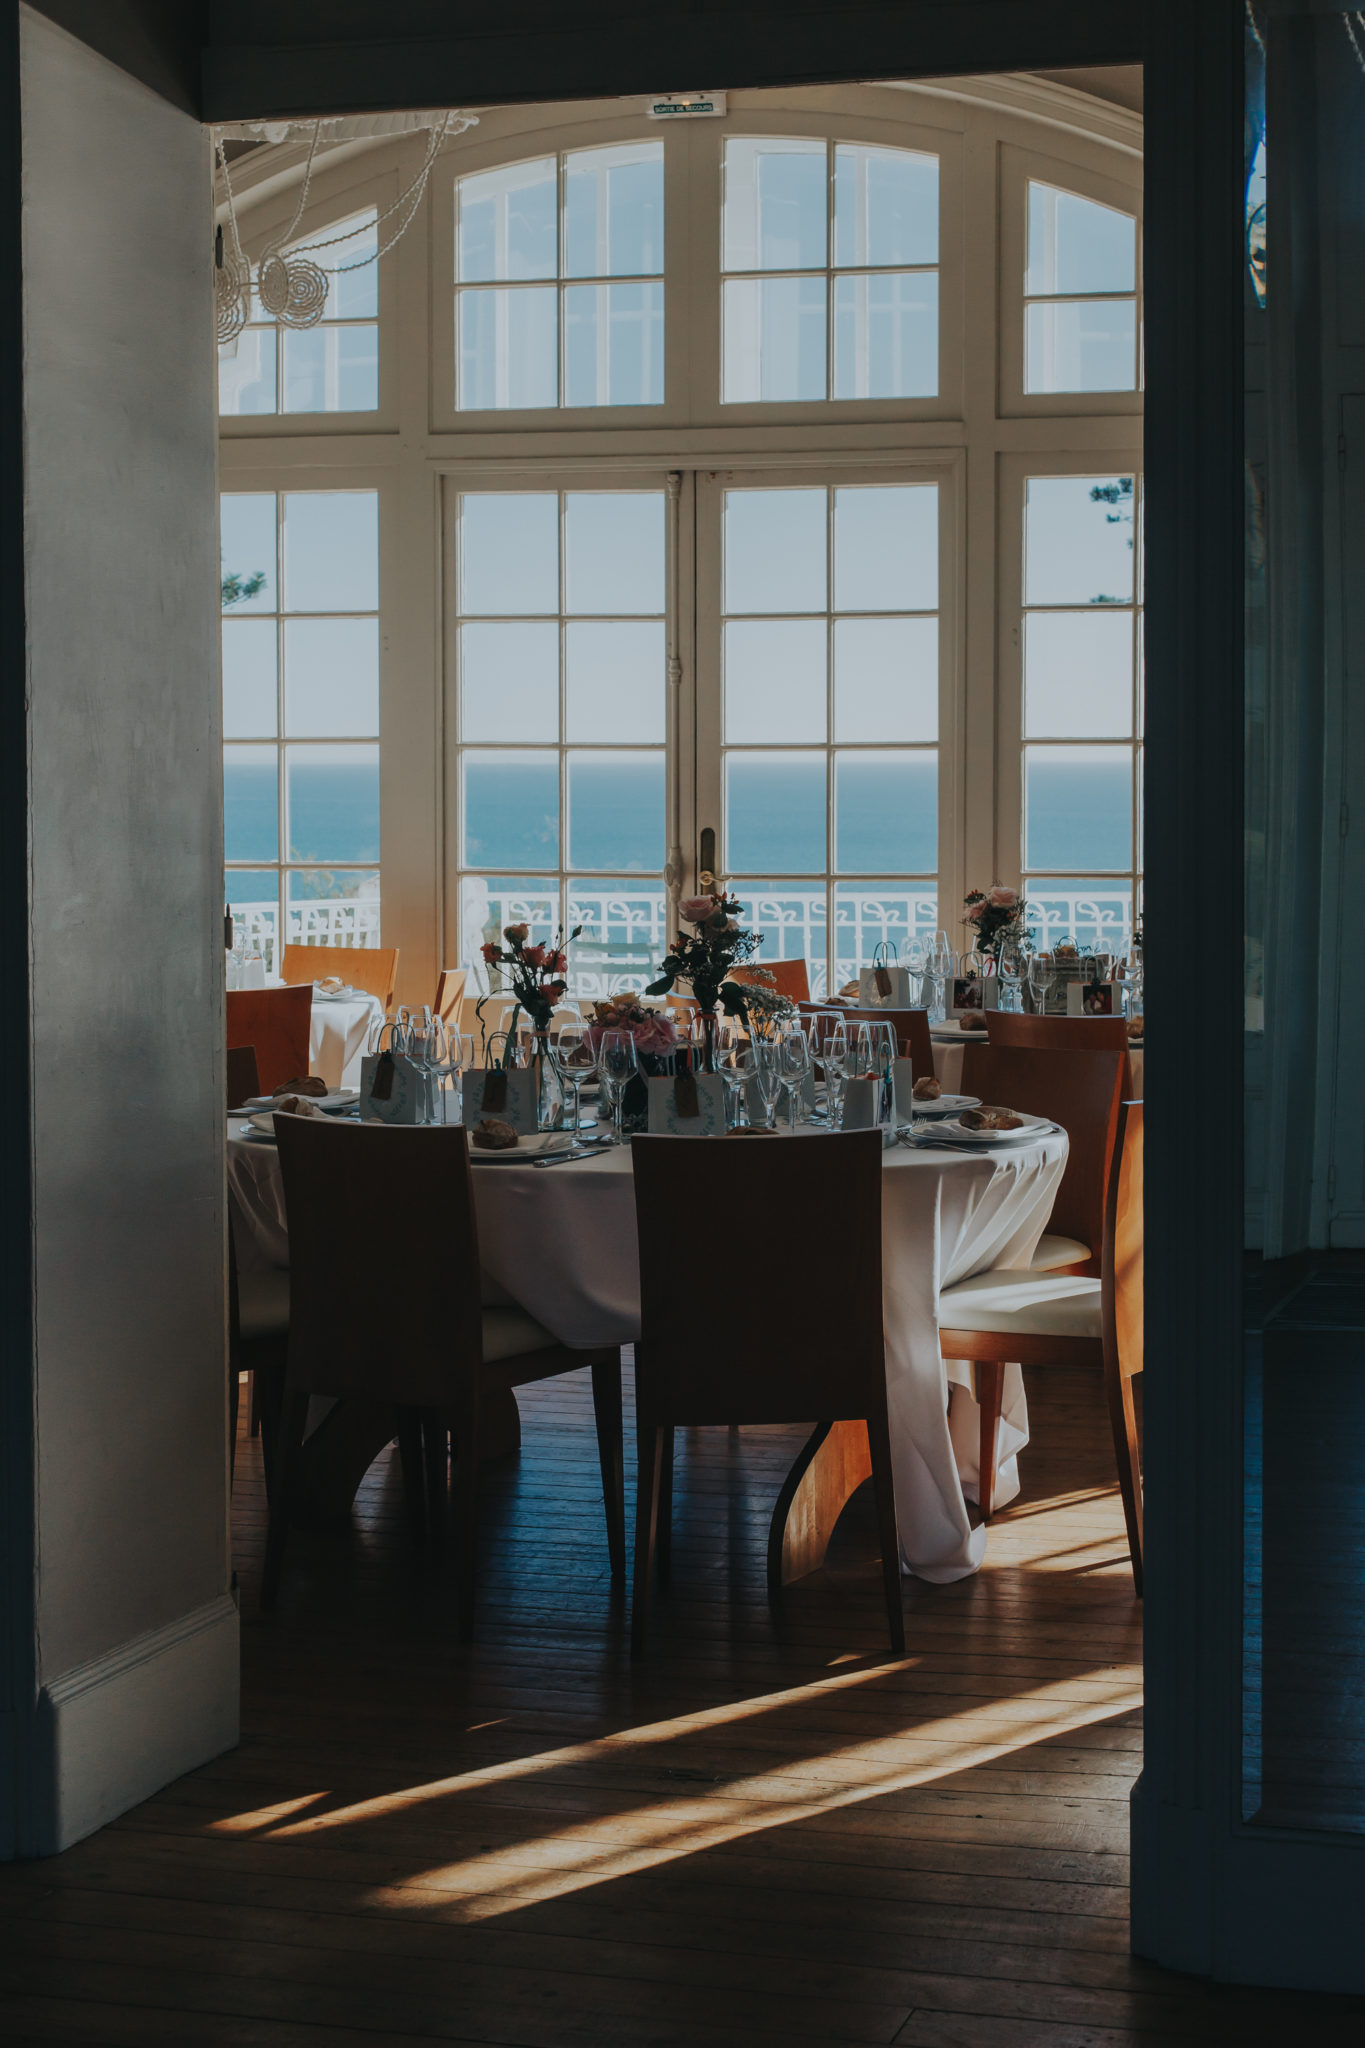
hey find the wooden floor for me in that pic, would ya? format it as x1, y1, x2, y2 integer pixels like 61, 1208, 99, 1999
3, 1363, 1363, 2046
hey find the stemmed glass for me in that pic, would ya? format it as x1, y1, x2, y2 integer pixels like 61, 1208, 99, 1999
406, 1008, 444, 1124
820, 1018, 850, 1129
437, 1028, 471, 1125
927, 933, 953, 1022
715, 1018, 756, 1129
778, 1019, 813, 1131
1027, 951, 1056, 1016
549, 1021, 595, 1135
997, 940, 1024, 1014
751, 1036, 786, 1132
595, 1029, 638, 1146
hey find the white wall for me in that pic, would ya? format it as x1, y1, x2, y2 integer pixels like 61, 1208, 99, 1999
14, 4, 236, 1853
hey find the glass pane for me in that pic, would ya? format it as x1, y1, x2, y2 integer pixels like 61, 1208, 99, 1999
835, 751, 936, 872
286, 742, 380, 863
286, 866, 381, 921
295, 209, 378, 319
1026, 182, 1136, 296
723, 137, 827, 272
457, 158, 557, 282
1025, 476, 1136, 607
220, 494, 276, 613
1024, 743, 1132, 872
834, 618, 938, 742
460, 622, 559, 743
1025, 299, 1137, 395
281, 492, 378, 613
218, 327, 276, 416
833, 272, 938, 400
725, 489, 826, 614
726, 751, 826, 873
565, 492, 664, 615
565, 622, 664, 743
460, 875, 559, 967
460, 493, 559, 615
567, 877, 668, 995
1022, 879, 1132, 954
226, 869, 279, 972
724, 620, 826, 745
222, 620, 277, 738
564, 142, 664, 277
462, 750, 559, 869
834, 484, 937, 613
1024, 610, 1132, 738
722, 276, 826, 404
224, 744, 278, 862
834, 881, 940, 992
834, 144, 938, 268
567, 750, 664, 870
563, 282, 663, 406
283, 619, 379, 737
281, 323, 379, 413
733, 882, 826, 987
457, 286, 558, 410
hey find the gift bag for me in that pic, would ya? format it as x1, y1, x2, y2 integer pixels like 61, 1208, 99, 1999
858, 941, 914, 1009
647, 1070, 728, 1135
461, 1066, 539, 1135
359, 1051, 426, 1123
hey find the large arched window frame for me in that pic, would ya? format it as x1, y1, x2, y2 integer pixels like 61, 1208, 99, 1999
217, 80, 1142, 1006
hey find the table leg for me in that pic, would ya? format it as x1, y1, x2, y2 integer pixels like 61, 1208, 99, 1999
766, 1418, 873, 1595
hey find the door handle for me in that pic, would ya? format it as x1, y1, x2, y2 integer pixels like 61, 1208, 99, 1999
698, 826, 716, 891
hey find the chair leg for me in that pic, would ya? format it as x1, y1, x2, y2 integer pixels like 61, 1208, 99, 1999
228, 1367, 241, 1485
631, 1420, 665, 1658
423, 1412, 448, 1548
1105, 1366, 1144, 1597
976, 1362, 1006, 1520
590, 1355, 625, 1578
656, 1425, 675, 1586
397, 1412, 427, 1539
866, 1407, 906, 1656
261, 1391, 308, 1611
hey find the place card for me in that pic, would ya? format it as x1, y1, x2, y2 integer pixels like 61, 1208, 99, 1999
359, 1052, 425, 1124
461, 1067, 539, 1135
1066, 979, 1119, 1017
948, 975, 999, 1021
646, 1072, 728, 1135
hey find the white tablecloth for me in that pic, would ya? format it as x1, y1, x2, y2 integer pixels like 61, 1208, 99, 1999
226, 1122, 1066, 1584
931, 1026, 1144, 1098
306, 991, 384, 1090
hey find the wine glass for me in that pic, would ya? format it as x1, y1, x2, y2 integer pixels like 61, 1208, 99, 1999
927, 933, 953, 1022
715, 1017, 756, 1128
1027, 951, 1056, 1015
595, 1029, 638, 1146
821, 1018, 850, 1129
438, 1028, 472, 1125
406, 1009, 442, 1123
778, 1019, 813, 1131
751, 1036, 786, 1132
549, 1021, 594, 1135
997, 939, 1024, 1015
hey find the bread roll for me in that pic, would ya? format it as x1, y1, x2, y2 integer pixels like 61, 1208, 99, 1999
472, 1117, 519, 1151
912, 1076, 942, 1100
960, 1105, 1024, 1131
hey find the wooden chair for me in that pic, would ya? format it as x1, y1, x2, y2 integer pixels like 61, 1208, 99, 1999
629, 1131, 903, 1655
938, 1100, 1144, 1590
961, 1042, 1124, 1276
985, 1010, 1129, 1052
262, 1118, 624, 1635
280, 942, 399, 1012
729, 958, 812, 1004
806, 1005, 935, 1083
225, 986, 313, 1095
434, 966, 468, 1025
226, 1044, 260, 1111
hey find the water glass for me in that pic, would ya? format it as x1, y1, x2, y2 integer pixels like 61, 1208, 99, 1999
778, 1021, 813, 1131
715, 1018, 756, 1129
998, 941, 1024, 1014
595, 1029, 638, 1146
549, 1022, 595, 1134
1027, 952, 1056, 1015
752, 1037, 786, 1132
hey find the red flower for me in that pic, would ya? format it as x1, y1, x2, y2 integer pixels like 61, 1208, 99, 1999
546, 949, 567, 973
544, 980, 566, 1001
480, 942, 502, 963
522, 943, 547, 968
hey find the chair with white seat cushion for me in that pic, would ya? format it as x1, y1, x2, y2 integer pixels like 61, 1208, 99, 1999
262, 1117, 624, 1635
939, 1099, 1144, 1591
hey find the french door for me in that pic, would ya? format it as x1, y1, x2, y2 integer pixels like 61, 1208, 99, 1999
444, 457, 956, 999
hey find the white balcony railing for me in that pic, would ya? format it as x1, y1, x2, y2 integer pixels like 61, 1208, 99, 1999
226, 895, 383, 979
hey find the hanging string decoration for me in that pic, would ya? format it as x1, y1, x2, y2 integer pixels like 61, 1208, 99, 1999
214, 147, 252, 344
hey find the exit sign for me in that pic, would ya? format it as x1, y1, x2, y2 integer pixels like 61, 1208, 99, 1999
647, 92, 727, 119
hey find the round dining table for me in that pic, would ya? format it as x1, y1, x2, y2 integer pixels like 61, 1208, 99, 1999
300, 986, 385, 1089
229, 1116, 1067, 1585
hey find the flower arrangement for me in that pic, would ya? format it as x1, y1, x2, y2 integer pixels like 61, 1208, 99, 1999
479, 920, 580, 1035
647, 890, 763, 1014
738, 972, 796, 1039
962, 884, 1029, 960
584, 996, 677, 1057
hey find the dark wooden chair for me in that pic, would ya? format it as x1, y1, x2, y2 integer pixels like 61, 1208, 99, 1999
938, 1101, 1144, 1589
801, 1004, 935, 1082
227, 1219, 288, 1492
984, 1010, 1130, 1052
961, 1042, 1125, 1277
226, 1043, 259, 1111
262, 1117, 624, 1636
629, 1130, 903, 1655
225, 986, 313, 1095
280, 942, 399, 1013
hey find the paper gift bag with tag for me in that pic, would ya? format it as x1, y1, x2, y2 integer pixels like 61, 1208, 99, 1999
858, 941, 915, 1009
359, 1051, 425, 1123
646, 1069, 728, 1136
841, 1074, 894, 1134
461, 1066, 539, 1135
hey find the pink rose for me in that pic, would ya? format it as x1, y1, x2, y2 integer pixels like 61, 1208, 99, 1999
966, 901, 986, 922
987, 886, 1018, 909
631, 1013, 677, 1056
680, 895, 718, 923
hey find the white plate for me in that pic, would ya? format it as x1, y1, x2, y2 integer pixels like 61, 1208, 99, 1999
243, 1091, 358, 1114
930, 1110, 1054, 1146
468, 1131, 579, 1163
313, 985, 360, 1003
910, 1093, 980, 1120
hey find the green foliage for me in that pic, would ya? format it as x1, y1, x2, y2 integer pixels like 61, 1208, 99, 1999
221, 568, 267, 607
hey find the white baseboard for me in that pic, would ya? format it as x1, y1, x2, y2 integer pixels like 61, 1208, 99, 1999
33, 1592, 239, 1854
